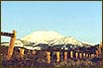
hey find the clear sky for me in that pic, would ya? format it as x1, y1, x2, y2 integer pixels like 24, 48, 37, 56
1, 1, 102, 44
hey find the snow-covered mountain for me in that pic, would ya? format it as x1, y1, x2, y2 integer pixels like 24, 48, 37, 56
21, 31, 64, 43
20, 31, 92, 46
1, 31, 93, 50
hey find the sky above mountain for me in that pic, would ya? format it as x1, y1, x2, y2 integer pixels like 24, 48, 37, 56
1, 1, 102, 44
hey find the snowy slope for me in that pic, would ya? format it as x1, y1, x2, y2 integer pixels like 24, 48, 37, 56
21, 31, 64, 44
52, 37, 83, 46
1, 39, 23, 47
21, 31, 85, 46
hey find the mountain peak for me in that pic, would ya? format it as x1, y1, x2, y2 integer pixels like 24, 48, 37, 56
21, 30, 64, 43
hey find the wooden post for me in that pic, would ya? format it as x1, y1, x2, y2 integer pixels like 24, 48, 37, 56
70, 51, 73, 59
98, 45, 101, 55
46, 51, 51, 63
91, 54, 95, 58
79, 53, 82, 59
76, 52, 78, 59
99, 42, 102, 55
89, 54, 91, 58
32, 50, 36, 55
7, 30, 16, 60
86, 54, 88, 58
96, 50, 99, 57
83, 53, 86, 59
64, 51, 68, 61
20, 48, 24, 58
56, 51, 60, 63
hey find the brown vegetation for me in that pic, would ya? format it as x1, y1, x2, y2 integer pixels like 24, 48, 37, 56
1, 46, 102, 67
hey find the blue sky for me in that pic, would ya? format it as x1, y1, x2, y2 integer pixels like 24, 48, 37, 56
1, 1, 102, 44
